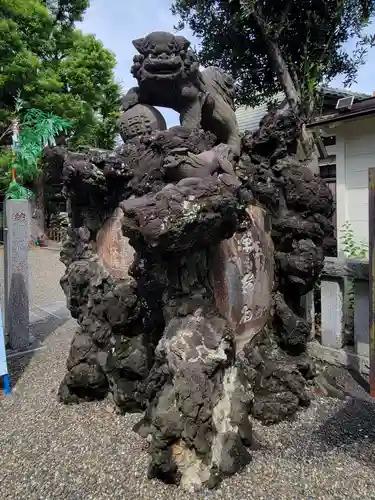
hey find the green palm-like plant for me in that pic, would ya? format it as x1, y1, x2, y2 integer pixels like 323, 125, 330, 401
6, 97, 71, 200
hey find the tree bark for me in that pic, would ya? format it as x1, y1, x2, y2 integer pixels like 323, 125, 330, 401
32, 172, 47, 241
251, 7, 313, 159
267, 38, 301, 113
251, 9, 300, 113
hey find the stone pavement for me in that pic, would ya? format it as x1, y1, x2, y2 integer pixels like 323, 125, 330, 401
0, 247, 71, 356
0, 246, 66, 311
29, 301, 70, 326
5, 300, 72, 358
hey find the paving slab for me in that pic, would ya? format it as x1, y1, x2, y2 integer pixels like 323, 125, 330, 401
0, 247, 66, 313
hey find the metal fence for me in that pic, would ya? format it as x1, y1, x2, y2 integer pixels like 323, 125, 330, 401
46, 227, 67, 243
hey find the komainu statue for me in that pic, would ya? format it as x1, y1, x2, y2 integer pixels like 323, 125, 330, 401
121, 31, 241, 157
55, 30, 334, 492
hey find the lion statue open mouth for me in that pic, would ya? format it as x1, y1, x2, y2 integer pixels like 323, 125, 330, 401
142, 55, 184, 78
121, 31, 241, 157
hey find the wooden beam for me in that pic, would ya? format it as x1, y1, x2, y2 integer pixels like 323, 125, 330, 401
368, 167, 375, 396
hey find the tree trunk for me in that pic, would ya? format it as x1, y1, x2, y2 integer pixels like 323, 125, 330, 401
31, 172, 47, 243
267, 38, 301, 113
251, 9, 299, 111
251, 8, 313, 159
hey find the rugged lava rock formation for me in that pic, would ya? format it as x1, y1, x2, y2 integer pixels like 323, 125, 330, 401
56, 113, 334, 489
55, 28, 334, 493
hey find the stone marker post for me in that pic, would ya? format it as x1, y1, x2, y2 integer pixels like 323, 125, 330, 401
5, 199, 29, 350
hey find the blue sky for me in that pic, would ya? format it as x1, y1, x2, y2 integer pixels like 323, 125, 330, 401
79, 1, 375, 127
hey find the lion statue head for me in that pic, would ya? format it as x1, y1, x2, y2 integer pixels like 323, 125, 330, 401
130, 31, 200, 82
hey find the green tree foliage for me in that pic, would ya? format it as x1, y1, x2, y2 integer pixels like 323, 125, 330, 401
40, 0, 89, 25
0, 0, 120, 198
0, 0, 120, 149
172, 0, 375, 114
0, 149, 13, 194
6, 106, 72, 200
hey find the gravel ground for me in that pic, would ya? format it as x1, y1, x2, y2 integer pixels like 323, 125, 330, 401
1, 247, 375, 499
1, 318, 375, 500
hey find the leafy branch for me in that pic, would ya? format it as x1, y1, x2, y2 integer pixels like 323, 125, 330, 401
340, 221, 368, 338
6, 93, 71, 200
340, 221, 368, 259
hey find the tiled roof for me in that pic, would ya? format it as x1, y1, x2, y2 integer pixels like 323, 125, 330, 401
236, 92, 285, 134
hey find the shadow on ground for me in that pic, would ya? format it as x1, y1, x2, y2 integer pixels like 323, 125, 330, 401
7, 314, 71, 388
312, 396, 375, 466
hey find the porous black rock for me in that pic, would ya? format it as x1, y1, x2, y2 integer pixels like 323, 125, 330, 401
52, 34, 334, 491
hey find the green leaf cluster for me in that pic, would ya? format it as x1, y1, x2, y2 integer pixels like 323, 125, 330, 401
0, 0, 120, 148
5, 179, 34, 200
17, 108, 71, 178
0, 148, 13, 194
6, 106, 72, 199
172, 0, 375, 108
340, 221, 368, 259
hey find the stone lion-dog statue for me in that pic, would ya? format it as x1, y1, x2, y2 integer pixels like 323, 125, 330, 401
121, 31, 241, 158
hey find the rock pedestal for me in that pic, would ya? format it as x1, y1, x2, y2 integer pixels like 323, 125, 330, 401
55, 116, 333, 488
211, 205, 274, 351
53, 29, 335, 493
96, 208, 134, 280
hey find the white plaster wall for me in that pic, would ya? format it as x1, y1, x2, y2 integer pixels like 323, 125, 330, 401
325, 115, 375, 254
334, 132, 346, 255
342, 116, 375, 250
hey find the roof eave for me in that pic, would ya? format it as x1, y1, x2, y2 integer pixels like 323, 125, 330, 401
306, 107, 375, 129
